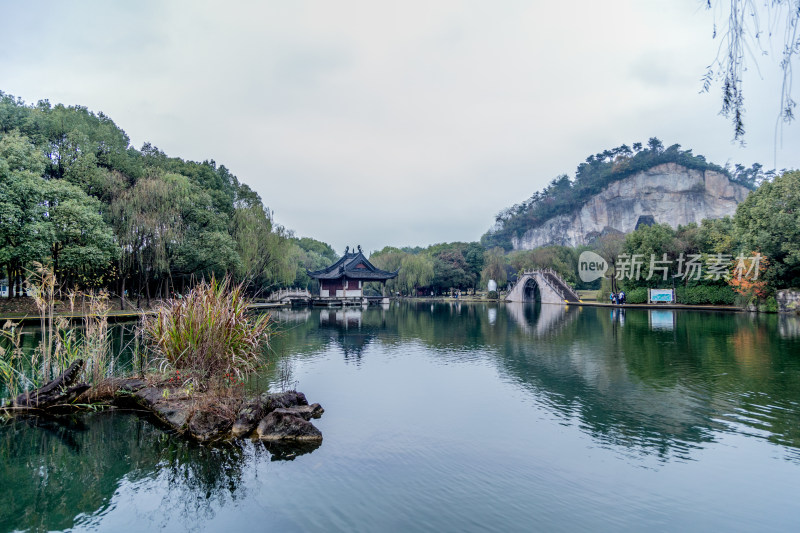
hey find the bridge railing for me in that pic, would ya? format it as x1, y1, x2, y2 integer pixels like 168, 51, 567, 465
513, 269, 580, 303
539, 269, 581, 302
266, 288, 311, 302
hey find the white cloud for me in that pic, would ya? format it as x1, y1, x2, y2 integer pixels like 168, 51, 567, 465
2, 0, 798, 253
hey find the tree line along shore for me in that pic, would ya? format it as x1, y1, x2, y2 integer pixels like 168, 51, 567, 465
1, 92, 798, 312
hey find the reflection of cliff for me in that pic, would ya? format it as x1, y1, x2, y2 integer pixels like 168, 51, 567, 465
272, 303, 800, 458
0, 412, 286, 532
494, 308, 800, 459
496, 312, 715, 458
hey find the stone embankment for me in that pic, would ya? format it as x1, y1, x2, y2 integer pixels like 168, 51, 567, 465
777, 290, 800, 314
3, 359, 324, 444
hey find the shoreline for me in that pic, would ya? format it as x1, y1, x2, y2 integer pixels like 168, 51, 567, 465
0, 301, 287, 324
389, 296, 747, 312
2, 297, 774, 322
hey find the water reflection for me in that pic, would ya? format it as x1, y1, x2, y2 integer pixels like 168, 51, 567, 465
317, 308, 381, 363
272, 303, 800, 462
779, 314, 800, 338
0, 411, 277, 532
498, 307, 800, 460
4, 303, 800, 531
649, 309, 674, 330
487, 307, 497, 325
505, 302, 579, 336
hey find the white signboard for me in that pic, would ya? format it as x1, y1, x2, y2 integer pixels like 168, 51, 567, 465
648, 288, 674, 303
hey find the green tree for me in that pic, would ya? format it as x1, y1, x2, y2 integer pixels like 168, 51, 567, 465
621, 223, 677, 289
463, 242, 485, 289
481, 247, 507, 289
369, 247, 407, 295
431, 250, 472, 293
734, 170, 800, 289
593, 233, 626, 292
45, 180, 119, 288
0, 132, 52, 296
399, 254, 434, 295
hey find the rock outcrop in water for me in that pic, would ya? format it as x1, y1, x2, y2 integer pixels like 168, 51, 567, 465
511, 163, 751, 249
3, 364, 324, 444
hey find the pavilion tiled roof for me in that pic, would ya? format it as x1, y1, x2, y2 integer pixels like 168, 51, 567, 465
307, 246, 399, 281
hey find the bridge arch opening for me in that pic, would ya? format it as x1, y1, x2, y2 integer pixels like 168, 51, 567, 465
523, 277, 541, 303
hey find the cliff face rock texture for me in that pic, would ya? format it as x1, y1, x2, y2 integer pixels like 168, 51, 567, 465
511, 163, 751, 250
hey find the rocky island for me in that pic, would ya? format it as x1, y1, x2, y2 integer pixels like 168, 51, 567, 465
5, 359, 324, 444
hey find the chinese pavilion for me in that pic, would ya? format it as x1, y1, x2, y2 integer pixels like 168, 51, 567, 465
307, 245, 398, 300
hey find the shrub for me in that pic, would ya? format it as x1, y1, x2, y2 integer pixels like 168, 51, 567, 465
760, 296, 778, 313
676, 285, 736, 305
488, 290, 499, 300
144, 277, 272, 389
625, 287, 648, 304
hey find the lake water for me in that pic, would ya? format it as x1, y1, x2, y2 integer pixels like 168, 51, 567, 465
2, 302, 800, 532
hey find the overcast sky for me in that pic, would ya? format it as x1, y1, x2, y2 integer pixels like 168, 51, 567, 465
2, 0, 799, 255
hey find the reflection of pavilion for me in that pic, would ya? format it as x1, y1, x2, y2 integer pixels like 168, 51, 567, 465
318, 308, 376, 362
319, 309, 363, 329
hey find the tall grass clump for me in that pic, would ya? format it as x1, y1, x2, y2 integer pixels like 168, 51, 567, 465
143, 277, 271, 391
1, 264, 113, 405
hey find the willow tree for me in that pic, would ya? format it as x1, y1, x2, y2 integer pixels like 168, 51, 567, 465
481, 247, 507, 289
399, 254, 434, 295
112, 174, 189, 307
703, 0, 800, 139
369, 247, 407, 295
231, 202, 295, 294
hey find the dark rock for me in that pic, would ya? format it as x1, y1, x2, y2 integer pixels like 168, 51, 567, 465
132, 387, 193, 432
231, 391, 313, 438
261, 391, 309, 410
256, 410, 322, 441
116, 378, 148, 393
133, 386, 165, 407
273, 403, 324, 421
231, 399, 265, 438
189, 409, 233, 442
154, 403, 192, 430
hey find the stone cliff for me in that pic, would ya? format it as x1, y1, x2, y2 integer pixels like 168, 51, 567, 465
511, 163, 751, 250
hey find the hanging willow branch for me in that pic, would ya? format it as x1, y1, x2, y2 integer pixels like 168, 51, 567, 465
702, 0, 800, 140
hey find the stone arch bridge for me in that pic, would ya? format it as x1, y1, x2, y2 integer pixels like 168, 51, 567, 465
505, 269, 581, 304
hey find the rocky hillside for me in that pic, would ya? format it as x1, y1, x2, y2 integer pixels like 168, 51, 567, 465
511, 163, 750, 249
482, 140, 760, 250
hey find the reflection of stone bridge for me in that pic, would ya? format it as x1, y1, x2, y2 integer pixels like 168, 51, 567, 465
505, 302, 579, 336
505, 269, 581, 304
